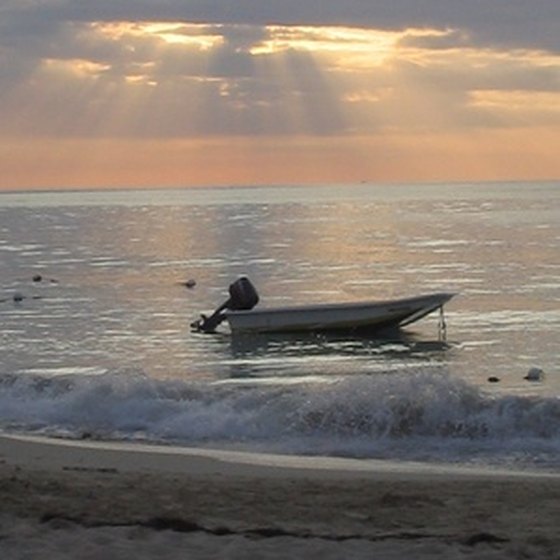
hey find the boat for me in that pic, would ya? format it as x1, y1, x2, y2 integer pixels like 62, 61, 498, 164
192, 277, 455, 336
225, 293, 454, 334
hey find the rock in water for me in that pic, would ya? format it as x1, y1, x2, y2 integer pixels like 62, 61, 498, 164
524, 367, 544, 382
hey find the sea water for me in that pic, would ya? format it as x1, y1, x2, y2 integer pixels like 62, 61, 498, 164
0, 182, 559, 471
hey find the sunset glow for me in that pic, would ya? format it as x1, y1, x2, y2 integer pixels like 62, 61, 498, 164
93, 21, 225, 50
0, 2, 559, 190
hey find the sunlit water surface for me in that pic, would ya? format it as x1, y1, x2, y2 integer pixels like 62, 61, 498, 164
1, 182, 559, 470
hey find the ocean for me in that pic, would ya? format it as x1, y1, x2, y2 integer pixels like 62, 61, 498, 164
1, 182, 559, 471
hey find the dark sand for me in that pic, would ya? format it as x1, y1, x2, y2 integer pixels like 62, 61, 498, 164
1, 434, 559, 559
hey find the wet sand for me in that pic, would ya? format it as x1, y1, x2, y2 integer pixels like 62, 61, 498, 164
1, 434, 559, 559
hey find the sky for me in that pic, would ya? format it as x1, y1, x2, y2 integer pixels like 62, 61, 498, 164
0, 1, 559, 190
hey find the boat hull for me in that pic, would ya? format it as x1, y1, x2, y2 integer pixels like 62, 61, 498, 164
225, 293, 455, 334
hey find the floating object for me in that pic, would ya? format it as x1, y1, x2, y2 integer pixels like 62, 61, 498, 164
13, 292, 25, 302
192, 277, 455, 335
184, 279, 197, 289
30, 273, 57, 284
487, 376, 500, 383
524, 367, 544, 382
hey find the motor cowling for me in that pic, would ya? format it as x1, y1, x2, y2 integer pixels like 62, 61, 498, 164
228, 277, 259, 310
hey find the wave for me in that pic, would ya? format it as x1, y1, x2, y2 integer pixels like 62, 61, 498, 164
1, 369, 559, 468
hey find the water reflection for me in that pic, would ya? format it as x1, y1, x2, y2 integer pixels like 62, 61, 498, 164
225, 329, 452, 380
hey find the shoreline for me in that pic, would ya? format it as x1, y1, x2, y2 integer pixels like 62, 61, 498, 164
1, 433, 560, 558
1, 432, 558, 480
0, 433, 560, 481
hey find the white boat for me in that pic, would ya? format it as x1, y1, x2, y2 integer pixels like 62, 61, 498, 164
224, 292, 455, 335
191, 277, 455, 336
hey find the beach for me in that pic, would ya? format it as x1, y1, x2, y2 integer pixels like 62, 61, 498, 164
1, 434, 559, 559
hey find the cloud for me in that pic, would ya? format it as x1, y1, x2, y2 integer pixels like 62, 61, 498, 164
0, 0, 559, 174
10, 0, 556, 52
0, 17, 352, 138
3, 1, 560, 53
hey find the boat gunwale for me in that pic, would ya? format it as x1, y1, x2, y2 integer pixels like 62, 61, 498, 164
224, 292, 456, 318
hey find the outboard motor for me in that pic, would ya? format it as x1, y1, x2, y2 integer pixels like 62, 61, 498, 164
192, 277, 259, 333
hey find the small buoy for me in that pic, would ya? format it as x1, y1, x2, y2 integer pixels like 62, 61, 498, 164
32, 274, 43, 282
184, 279, 196, 289
524, 367, 544, 382
487, 376, 500, 383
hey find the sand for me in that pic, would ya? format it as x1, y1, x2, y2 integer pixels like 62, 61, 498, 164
1, 434, 559, 559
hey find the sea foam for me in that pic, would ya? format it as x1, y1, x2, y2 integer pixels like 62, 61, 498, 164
1, 369, 559, 469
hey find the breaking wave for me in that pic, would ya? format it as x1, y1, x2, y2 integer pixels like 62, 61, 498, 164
1, 369, 559, 469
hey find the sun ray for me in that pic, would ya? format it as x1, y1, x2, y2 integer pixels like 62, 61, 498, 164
2, 15, 560, 188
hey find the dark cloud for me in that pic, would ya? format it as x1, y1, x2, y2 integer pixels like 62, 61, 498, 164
10, 0, 558, 52
0, 0, 557, 53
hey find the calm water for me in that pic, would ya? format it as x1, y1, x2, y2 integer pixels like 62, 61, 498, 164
1, 182, 559, 470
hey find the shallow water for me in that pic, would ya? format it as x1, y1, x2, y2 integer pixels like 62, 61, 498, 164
1, 182, 559, 469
